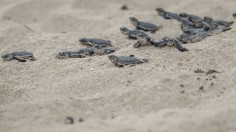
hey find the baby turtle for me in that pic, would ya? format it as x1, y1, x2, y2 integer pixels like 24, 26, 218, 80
79, 38, 112, 47
133, 34, 155, 48
179, 32, 209, 43
156, 8, 182, 21
120, 27, 149, 39
233, 13, 236, 18
156, 8, 194, 26
209, 25, 232, 35
206, 17, 233, 27
157, 37, 188, 52
2, 52, 36, 62
108, 55, 148, 67
56, 48, 94, 59
180, 13, 204, 28
93, 45, 117, 55
129, 17, 162, 33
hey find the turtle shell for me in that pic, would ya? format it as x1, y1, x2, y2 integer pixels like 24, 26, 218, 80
12, 52, 34, 57
2, 52, 35, 61
116, 56, 143, 65
129, 30, 149, 39
89, 39, 112, 47
138, 22, 158, 31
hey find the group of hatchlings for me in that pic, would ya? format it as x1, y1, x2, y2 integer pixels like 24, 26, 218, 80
2, 9, 236, 67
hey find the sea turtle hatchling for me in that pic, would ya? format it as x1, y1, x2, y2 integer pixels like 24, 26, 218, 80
179, 32, 209, 44
204, 17, 234, 27
180, 13, 204, 28
157, 37, 188, 52
2, 52, 36, 62
156, 8, 194, 26
56, 48, 94, 59
120, 27, 149, 39
79, 38, 112, 47
133, 34, 156, 48
129, 17, 162, 33
156, 8, 182, 21
108, 55, 148, 67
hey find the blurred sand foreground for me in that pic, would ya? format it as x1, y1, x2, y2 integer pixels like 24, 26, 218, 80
0, 0, 236, 132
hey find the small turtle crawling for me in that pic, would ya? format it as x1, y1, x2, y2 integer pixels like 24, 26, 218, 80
120, 27, 149, 39
156, 8, 182, 21
2, 52, 36, 62
179, 32, 209, 44
233, 13, 236, 18
157, 37, 188, 52
79, 38, 112, 47
180, 13, 204, 28
108, 55, 148, 67
129, 17, 162, 33
56, 48, 94, 59
156, 8, 194, 26
133, 34, 155, 48
204, 17, 234, 27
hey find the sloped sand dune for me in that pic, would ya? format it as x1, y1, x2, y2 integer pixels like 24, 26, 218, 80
0, 0, 236, 132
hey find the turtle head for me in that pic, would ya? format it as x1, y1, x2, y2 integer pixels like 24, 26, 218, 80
162, 37, 173, 46
156, 8, 165, 16
2, 53, 13, 61
108, 55, 118, 64
93, 44, 102, 49
79, 38, 88, 45
136, 34, 147, 44
129, 17, 139, 27
120, 27, 129, 35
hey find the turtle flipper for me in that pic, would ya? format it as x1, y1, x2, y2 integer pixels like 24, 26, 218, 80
133, 42, 140, 48
104, 49, 116, 55
69, 53, 85, 58
28, 56, 36, 61
115, 63, 123, 68
173, 41, 188, 52
15, 56, 27, 62
154, 40, 166, 47
222, 26, 232, 32
216, 20, 234, 26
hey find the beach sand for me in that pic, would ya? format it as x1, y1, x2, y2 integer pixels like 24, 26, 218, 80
0, 0, 236, 132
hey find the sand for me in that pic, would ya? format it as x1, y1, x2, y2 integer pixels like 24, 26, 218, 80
0, 0, 236, 132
